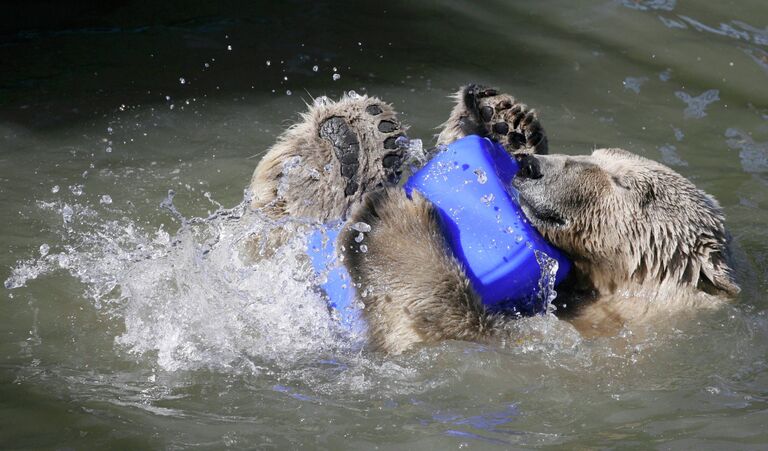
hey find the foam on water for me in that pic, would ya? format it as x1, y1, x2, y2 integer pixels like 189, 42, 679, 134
5, 188, 355, 373
675, 89, 720, 119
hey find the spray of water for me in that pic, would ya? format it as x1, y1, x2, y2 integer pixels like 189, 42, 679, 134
5, 187, 358, 373
5, 160, 576, 380
534, 249, 560, 316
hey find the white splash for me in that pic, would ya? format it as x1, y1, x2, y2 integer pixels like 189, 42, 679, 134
534, 250, 560, 315
5, 189, 355, 373
351, 222, 371, 233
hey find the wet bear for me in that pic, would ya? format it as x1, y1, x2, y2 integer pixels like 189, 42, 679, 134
249, 85, 739, 354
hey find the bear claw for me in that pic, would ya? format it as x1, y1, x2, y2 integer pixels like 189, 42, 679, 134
366, 104, 383, 116
377, 120, 399, 133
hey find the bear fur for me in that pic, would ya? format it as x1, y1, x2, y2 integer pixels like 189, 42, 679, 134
248, 94, 407, 222
248, 85, 740, 354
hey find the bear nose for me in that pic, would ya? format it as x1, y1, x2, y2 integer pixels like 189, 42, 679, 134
515, 154, 543, 180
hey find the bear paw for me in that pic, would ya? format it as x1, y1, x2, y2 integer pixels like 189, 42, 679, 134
317, 95, 407, 197
462, 84, 549, 155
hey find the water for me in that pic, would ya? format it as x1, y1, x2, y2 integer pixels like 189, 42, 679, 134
2, 0, 768, 448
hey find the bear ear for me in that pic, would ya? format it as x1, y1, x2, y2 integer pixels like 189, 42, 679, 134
698, 248, 740, 297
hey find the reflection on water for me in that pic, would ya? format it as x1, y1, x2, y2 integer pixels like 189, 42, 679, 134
1, 0, 768, 448
726, 128, 768, 177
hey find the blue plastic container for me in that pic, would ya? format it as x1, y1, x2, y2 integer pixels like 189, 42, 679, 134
307, 135, 571, 327
306, 224, 366, 333
404, 135, 570, 313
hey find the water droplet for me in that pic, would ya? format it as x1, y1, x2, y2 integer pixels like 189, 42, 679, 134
286, 90, 292, 96
266, 60, 271, 66
351, 222, 371, 233
312, 65, 319, 72
179, 77, 186, 84
347, 90, 360, 98
69, 185, 83, 196
360, 244, 368, 253
395, 136, 410, 147
473, 168, 488, 184
480, 193, 495, 205
62, 204, 73, 223
332, 73, 341, 81
51, 185, 60, 194
100, 195, 113, 205
106, 146, 112, 153
227, 45, 232, 51
39, 244, 49, 257
354, 232, 364, 243
314, 96, 330, 106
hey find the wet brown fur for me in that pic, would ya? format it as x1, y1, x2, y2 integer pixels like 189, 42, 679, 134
249, 86, 740, 354
248, 93, 406, 222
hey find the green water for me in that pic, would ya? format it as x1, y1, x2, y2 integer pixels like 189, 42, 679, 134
2, 1, 768, 449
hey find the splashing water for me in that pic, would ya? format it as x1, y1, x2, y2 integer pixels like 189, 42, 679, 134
396, 136, 430, 169
5, 187, 358, 373
3, 144, 585, 396
473, 168, 488, 184
534, 250, 560, 315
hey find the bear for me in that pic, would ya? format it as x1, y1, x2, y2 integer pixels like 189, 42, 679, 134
245, 94, 408, 258
248, 85, 740, 354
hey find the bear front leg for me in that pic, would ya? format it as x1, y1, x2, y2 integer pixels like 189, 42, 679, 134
436, 84, 549, 155
340, 187, 498, 353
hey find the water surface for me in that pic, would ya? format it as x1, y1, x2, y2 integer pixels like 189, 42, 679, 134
2, 1, 768, 449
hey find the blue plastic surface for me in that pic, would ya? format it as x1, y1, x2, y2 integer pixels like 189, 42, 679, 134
403, 135, 571, 314
306, 225, 366, 333
307, 135, 571, 324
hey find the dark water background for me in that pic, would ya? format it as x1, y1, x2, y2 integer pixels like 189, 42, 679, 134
2, 1, 768, 449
